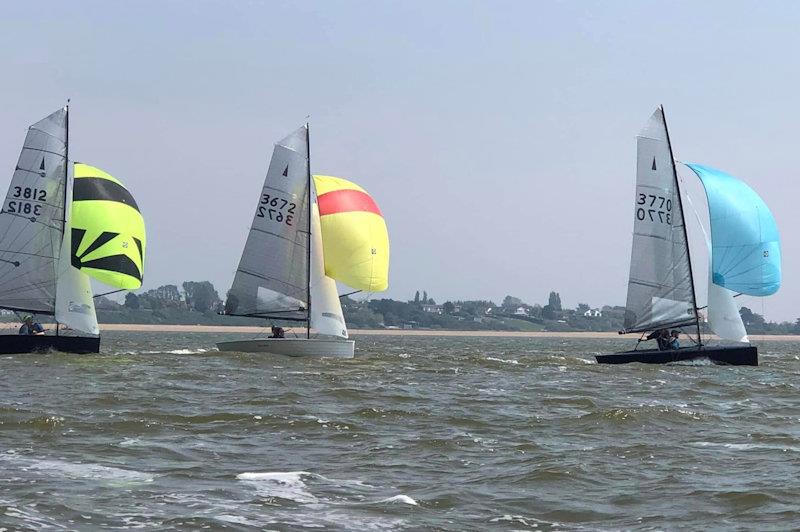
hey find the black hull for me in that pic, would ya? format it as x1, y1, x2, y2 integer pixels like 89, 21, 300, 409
596, 345, 757, 366
0, 334, 100, 354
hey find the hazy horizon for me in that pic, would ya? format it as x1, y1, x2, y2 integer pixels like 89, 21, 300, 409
1, 1, 799, 321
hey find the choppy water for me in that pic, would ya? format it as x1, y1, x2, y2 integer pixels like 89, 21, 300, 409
1, 333, 799, 530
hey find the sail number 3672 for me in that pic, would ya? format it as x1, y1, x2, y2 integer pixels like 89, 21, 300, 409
256, 193, 296, 226
636, 193, 672, 225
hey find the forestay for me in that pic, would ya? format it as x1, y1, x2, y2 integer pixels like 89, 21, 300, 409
623, 107, 697, 333
225, 126, 310, 319
0, 108, 68, 314
685, 163, 781, 296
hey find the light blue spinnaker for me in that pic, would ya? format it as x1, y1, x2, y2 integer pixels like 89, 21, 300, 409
685, 163, 781, 296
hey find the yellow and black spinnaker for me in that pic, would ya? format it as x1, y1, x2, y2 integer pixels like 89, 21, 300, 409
71, 163, 145, 289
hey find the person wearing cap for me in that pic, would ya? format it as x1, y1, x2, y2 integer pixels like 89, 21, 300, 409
18, 315, 45, 335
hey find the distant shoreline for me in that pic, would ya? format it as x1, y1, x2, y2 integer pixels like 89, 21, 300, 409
1, 322, 794, 341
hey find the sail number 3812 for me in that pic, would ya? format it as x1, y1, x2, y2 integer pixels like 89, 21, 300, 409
256, 193, 296, 226
636, 193, 672, 225
6, 187, 47, 217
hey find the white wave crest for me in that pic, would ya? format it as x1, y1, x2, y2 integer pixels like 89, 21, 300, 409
485, 356, 519, 364
375, 494, 418, 505
236, 471, 317, 503
0, 454, 153, 483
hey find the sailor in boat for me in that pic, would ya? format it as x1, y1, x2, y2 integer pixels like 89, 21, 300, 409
644, 328, 670, 350
18, 315, 45, 336
668, 330, 681, 350
269, 326, 285, 339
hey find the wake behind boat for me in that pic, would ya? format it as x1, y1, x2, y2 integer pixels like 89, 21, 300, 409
597, 107, 781, 366
217, 125, 389, 358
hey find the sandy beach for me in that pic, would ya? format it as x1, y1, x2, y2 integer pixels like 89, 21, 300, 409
0, 322, 793, 341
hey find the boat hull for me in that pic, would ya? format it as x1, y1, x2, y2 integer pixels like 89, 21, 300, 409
596, 345, 757, 366
0, 334, 100, 354
216, 338, 355, 358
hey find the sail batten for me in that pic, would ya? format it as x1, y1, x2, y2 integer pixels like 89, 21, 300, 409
622, 108, 696, 333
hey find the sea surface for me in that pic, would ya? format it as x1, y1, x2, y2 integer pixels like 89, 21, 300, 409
1, 333, 799, 531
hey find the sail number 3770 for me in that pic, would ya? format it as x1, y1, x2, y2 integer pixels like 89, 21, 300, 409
636, 193, 672, 225
256, 193, 296, 226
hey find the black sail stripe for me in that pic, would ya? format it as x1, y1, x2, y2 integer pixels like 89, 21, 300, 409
72, 229, 119, 267
133, 237, 144, 265
79, 254, 143, 281
73, 177, 140, 211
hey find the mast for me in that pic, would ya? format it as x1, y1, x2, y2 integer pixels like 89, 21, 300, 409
661, 105, 702, 347
56, 101, 70, 337
305, 122, 311, 339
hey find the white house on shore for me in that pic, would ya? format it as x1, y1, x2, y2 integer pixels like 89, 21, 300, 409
421, 303, 443, 315
583, 308, 602, 317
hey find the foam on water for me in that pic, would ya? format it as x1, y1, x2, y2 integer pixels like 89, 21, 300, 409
236, 471, 318, 503
485, 356, 519, 364
0, 453, 154, 483
375, 494, 418, 505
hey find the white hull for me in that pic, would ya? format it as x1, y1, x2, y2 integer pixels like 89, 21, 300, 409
216, 338, 355, 358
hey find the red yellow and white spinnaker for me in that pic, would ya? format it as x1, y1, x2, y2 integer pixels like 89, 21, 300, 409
313, 175, 389, 293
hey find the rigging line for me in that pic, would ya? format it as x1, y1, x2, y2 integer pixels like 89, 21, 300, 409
235, 269, 306, 292
0, 204, 63, 255
0, 267, 57, 294
93, 289, 125, 299
0, 224, 60, 277
1, 210, 63, 231
19, 144, 65, 157
250, 225, 304, 244
0, 235, 55, 275
0, 248, 57, 288
339, 290, 361, 299
27, 124, 67, 141
0, 242, 56, 283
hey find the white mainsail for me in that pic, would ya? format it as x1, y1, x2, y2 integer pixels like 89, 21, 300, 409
0, 108, 68, 313
226, 126, 310, 320
623, 107, 697, 333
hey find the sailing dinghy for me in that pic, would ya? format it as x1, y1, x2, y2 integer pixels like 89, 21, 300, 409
0, 106, 146, 354
217, 125, 389, 358
596, 106, 780, 366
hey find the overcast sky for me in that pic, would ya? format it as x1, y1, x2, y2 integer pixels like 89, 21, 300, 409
1, 1, 798, 320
